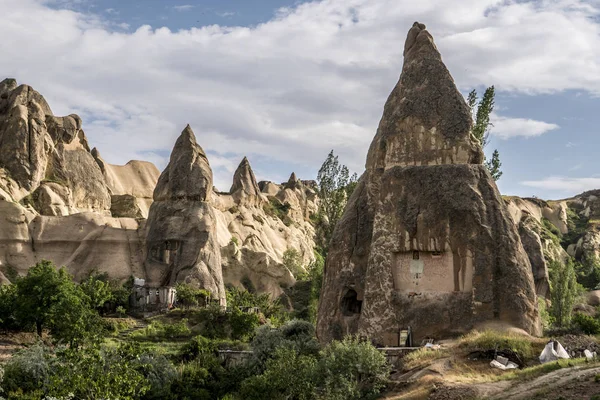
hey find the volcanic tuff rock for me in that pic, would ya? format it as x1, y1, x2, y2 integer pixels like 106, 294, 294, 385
144, 125, 226, 303
0, 79, 317, 303
317, 22, 540, 344
230, 157, 264, 207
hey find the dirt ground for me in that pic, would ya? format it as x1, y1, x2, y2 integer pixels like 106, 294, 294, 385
0, 331, 47, 362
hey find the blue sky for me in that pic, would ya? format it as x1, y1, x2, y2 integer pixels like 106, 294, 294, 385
4, 0, 600, 199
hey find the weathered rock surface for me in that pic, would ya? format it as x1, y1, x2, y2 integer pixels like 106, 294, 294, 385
145, 126, 226, 303
317, 22, 540, 344
92, 148, 159, 218
230, 157, 264, 207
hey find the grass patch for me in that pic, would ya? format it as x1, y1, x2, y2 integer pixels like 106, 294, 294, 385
497, 358, 595, 382
402, 348, 450, 370
129, 319, 192, 341
458, 330, 538, 359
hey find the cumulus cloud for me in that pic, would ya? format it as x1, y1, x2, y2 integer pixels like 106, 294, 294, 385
1, 0, 600, 189
490, 114, 560, 139
521, 176, 600, 194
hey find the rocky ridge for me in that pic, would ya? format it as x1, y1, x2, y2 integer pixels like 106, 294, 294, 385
0, 79, 317, 301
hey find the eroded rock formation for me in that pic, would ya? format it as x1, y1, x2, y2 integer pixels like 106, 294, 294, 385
144, 125, 226, 303
316, 22, 540, 344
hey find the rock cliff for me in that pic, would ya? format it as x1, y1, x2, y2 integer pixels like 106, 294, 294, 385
316, 22, 540, 344
0, 80, 317, 303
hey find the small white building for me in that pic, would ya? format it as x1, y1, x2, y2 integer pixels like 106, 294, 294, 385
130, 278, 176, 311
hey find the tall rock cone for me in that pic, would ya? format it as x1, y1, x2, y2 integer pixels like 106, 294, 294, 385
230, 156, 262, 206
145, 125, 226, 304
316, 22, 540, 344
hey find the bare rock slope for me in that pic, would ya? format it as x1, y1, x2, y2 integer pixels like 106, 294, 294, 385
317, 22, 540, 344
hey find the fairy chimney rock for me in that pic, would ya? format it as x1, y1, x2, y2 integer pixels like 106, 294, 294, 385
316, 22, 540, 345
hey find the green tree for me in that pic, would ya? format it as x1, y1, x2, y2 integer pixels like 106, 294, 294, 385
80, 271, 113, 312
485, 149, 503, 181
317, 336, 390, 400
549, 258, 582, 327
315, 150, 358, 253
14, 260, 73, 336
283, 248, 304, 277
307, 251, 325, 324
48, 343, 150, 400
468, 86, 502, 181
0, 283, 19, 330
49, 284, 103, 347
175, 282, 210, 309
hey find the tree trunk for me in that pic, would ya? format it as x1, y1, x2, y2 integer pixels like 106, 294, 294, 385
36, 321, 42, 337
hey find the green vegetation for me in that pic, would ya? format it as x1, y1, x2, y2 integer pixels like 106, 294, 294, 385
572, 312, 600, 335
175, 282, 211, 309
263, 197, 292, 225
467, 86, 502, 181
282, 247, 304, 277
314, 150, 358, 254
458, 330, 537, 359
549, 258, 583, 328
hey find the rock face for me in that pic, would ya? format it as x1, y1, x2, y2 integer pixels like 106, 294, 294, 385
0, 80, 162, 283
230, 157, 264, 207
93, 149, 159, 218
145, 126, 226, 304
317, 22, 540, 344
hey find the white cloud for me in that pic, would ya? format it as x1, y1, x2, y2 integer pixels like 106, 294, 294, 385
173, 5, 194, 12
1, 0, 600, 185
521, 176, 600, 194
217, 12, 235, 18
491, 114, 560, 139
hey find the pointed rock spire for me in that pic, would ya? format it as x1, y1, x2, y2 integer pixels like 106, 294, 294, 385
230, 156, 262, 206
153, 125, 213, 202
285, 172, 301, 190
366, 22, 482, 170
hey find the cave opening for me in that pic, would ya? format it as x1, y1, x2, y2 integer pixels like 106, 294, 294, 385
341, 289, 362, 316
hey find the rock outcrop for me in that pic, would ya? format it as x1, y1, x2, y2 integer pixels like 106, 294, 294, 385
230, 157, 264, 207
317, 22, 540, 344
93, 149, 159, 218
144, 125, 226, 303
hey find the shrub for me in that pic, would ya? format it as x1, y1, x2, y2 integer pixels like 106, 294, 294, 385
178, 335, 248, 362
135, 352, 178, 400
317, 336, 390, 400
251, 320, 320, 370
48, 344, 150, 400
2, 343, 55, 394
572, 312, 600, 335
239, 348, 317, 400
175, 283, 211, 309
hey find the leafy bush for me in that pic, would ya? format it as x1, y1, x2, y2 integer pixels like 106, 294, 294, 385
572, 312, 600, 335
135, 352, 178, 400
48, 343, 150, 400
251, 320, 320, 369
283, 248, 304, 277
175, 283, 211, 309
194, 305, 261, 341
317, 336, 390, 400
179, 335, 248, 362
2, 343, 55, 395
239, 348, 317, 400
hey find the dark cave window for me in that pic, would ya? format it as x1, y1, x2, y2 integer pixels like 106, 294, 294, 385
341, 289, 362, 316
412, 251, 420, 260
